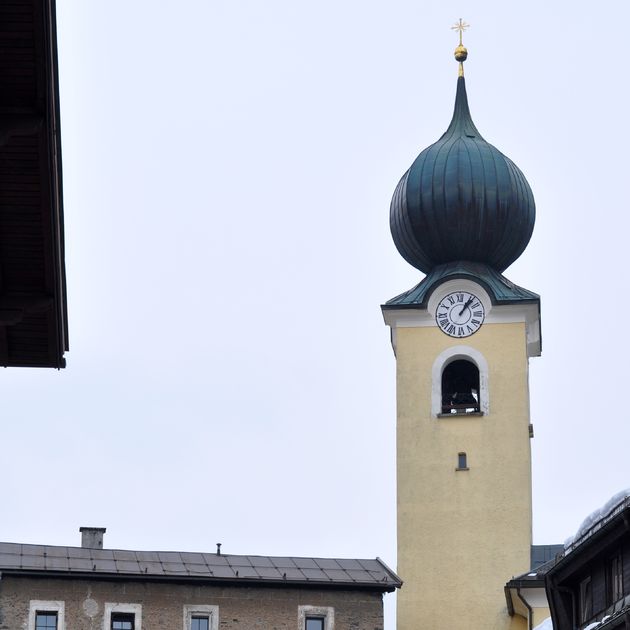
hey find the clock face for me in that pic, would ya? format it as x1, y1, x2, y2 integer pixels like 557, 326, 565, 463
436, 291, 485, 338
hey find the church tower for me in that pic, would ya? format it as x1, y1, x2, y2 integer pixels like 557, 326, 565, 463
383, 27, 541, 630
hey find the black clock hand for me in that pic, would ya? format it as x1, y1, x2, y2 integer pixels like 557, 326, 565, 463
458, 297, 474, 316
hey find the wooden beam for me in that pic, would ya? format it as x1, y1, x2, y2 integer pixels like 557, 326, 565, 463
0, 325, 8, 366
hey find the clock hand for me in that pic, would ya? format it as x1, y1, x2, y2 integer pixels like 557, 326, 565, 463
458, 297, 474, 316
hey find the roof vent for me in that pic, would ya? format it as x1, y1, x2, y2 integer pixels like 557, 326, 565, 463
79, 527, 106, 549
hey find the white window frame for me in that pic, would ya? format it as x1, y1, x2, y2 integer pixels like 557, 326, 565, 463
29, 600, 65, 630
298, 605, 334, 630
103, 603, 142, 630
183, 604, 219, 630
431, 345, 489, 417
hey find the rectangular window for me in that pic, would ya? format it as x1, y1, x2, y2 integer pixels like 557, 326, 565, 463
105, 603, 141, 630
112, 614, 134, 630
191, 617, 209, 630
580, 576, 592, 624
608, 553, 623, 604
35, 613, 58, 630
305, 618, 325, 630
298, 605, 333, 630
457, 452, 468, 470
29, 601, 64, 630
184, 605, 218, 630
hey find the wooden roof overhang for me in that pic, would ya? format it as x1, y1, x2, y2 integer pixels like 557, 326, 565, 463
0, 0, 67, 368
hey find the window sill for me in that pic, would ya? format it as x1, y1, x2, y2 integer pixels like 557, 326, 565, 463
455, 467, 470, 471
438, 412, 484, 418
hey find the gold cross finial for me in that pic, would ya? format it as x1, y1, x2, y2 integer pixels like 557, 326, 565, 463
451, 18, 469, 46
451, 19, 469, 77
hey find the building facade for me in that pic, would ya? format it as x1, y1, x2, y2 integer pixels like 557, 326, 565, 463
0, 528, 400, 630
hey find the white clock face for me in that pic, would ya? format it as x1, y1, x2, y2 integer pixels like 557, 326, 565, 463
436, 291, 485, 338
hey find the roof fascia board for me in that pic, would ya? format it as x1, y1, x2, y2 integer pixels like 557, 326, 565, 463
0, 569, 398, 592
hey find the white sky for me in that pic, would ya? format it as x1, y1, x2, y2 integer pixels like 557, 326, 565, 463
4, 0, 630, 627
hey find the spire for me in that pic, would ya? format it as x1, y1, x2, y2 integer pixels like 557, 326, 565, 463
442, 75, 481, 140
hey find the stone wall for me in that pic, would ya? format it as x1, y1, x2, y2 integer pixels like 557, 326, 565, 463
0, 575, 385, 630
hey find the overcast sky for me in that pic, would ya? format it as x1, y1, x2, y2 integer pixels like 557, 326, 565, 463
3, 0, 630, 626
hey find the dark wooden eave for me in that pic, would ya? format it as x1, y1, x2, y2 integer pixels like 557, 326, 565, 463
0, 0, 68, 368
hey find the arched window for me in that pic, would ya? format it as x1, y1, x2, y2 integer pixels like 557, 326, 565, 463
431, 346, 489, 417
441, 359, 480, 414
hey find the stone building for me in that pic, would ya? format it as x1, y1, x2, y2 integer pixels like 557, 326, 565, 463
0, 527, 400, 630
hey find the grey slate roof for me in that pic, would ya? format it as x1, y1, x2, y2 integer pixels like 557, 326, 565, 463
0, 542, 401, 592
531, 544, 564, 571
383, 261, 539, 309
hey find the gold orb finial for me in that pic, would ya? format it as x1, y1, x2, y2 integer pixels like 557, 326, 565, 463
451, 18, 469, 77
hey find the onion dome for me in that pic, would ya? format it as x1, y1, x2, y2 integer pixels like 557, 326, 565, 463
390, 72, 535, 274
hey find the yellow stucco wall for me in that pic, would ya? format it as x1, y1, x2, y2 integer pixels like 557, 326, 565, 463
510, 616, 528, 630
396, 321, 533, 630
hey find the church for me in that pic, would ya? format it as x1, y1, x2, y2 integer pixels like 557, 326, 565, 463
382, 22, 555, 629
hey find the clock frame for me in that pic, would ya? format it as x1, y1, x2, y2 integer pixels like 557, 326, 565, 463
436, 291, 485, 338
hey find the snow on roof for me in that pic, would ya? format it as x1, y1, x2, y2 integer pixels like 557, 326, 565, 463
564, 489, 630, 550
583, 615, 613, 630
533, 612, 621, 630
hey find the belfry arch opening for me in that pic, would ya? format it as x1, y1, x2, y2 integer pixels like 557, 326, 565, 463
431, 346, 489, 416
441, 359, 480, 414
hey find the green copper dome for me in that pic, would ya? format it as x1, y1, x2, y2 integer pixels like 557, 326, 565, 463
390, 76, 535, 273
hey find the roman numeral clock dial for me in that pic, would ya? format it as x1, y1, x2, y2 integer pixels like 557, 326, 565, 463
436, 291, 485, 338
